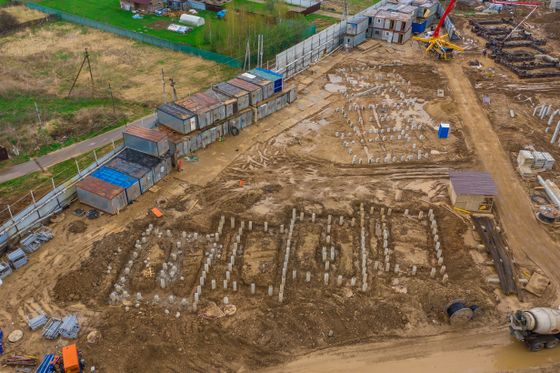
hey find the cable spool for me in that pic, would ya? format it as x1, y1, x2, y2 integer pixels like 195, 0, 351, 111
445, 299, 474, 325
229, 125, 240, 136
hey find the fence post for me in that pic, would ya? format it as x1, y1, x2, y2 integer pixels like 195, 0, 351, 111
51, 177, 56, 191
112, 139, 116, 149
75, 159, 81, 175
30, 191, 36, 205
7, 204, 13, 219
93, 149, 98, 164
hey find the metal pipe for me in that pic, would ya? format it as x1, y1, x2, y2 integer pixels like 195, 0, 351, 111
551, 121, 560, 144
538, 175, 560, 209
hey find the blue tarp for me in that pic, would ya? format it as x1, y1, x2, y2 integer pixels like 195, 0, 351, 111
92, 167, 138, 189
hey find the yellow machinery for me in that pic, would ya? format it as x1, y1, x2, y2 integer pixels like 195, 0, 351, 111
413, 0, 464, 60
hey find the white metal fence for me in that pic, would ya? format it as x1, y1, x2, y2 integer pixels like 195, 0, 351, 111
0, 145, 124, 250
274, 0, 389, 78
274, 0, 457, 79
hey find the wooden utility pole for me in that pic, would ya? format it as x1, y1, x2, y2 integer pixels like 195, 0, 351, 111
108, 82, 116, 114
161, 68, 167, 103
169, 78, 177, 101
68, 48, 95, 97
33, 101, 42, 126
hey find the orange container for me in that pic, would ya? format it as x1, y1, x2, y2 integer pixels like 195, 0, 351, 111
62, 344, 80, 373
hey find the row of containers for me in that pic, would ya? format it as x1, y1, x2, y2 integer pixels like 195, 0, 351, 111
76, 127, 173, 215
75, 68, 296, 215
155, 68, 296, 158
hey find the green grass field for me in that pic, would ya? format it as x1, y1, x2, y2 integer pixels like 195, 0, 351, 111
36, 0, 336, 57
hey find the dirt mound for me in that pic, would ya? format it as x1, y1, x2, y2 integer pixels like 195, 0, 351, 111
53, 229, 140, 305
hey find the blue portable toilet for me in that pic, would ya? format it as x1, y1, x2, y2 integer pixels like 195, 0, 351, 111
438, 123, 450, 139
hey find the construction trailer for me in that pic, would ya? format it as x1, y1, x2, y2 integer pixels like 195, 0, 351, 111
228, 78, 264, 106
238, 72, 274, 99
156, 103, 198, 135
212, 82, 251, 112
123, 126, 170, 158
76, 176, 127, 215
204, 89, 236, 118
91, 166, 142, 204
117, 148, 172, 183
365, 3, 415, 44
449, 171, 497, 212
105, 157, 155, 194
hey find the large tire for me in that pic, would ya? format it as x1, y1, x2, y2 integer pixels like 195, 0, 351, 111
230, 126, 240, 136
530, 341, 545, 352
546, 340, 558, 349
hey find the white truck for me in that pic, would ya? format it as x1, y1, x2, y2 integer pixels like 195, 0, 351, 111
510, 307, 560, 351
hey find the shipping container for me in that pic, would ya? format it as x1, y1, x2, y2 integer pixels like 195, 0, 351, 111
91, 166, 142, 204
123, 126, 170, 158
117, 148, 172, 183
175, 94, 214, 129
239, 72, 273, 99
212, 82, 250, 111
228, 78, 263, 106
346, 16, 368, 36
287, 86, 297, 103
253, 68, 284, 94
156, 102, 197, 135
195, 92, 226, 122
344, 31, 367, 47
105, 157, 154, 194
203, 89, 235, 118
76, 176, 127, 215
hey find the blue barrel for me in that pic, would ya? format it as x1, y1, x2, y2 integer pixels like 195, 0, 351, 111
438, 123, 450, 139
0, 328, 3, 354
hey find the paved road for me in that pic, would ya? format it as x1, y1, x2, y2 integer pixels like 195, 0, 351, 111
443, 62, 560, 288
0, 114, 155, 183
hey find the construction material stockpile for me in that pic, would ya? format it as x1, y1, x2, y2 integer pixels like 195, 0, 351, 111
156, 68, 296, 158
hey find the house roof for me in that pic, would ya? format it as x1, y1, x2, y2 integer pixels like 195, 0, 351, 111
449, 171, 497, 196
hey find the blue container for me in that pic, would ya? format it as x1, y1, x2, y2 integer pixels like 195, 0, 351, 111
92, 167, 142, 203
254, 68, 284, 93
0, 329, 3, 355
36, 354, 57, 373
438, 123, 450, 139
412, 20, 427, 33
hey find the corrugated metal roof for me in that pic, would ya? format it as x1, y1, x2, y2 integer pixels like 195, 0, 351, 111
450, 171, 497, 196
176, 92, 220, 113
106, 157, 150, 179
213, 82, 249, 99
228, 78, 261, 93
77, 176, 124, 199
118, 148, 162, 168
157, 103, 196, 120
92, 167, 138, 189
254, 68, 283, 79
124, 126, 167, 142
203, 89, 235, 105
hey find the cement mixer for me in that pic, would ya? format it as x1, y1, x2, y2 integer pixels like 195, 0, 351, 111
509, 307, 560, 351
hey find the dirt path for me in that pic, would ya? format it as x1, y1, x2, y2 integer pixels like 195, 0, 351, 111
442, 61, 560, 288
264, 327, 560, 372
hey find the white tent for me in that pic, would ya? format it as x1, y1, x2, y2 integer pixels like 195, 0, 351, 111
179, 14, 205, 27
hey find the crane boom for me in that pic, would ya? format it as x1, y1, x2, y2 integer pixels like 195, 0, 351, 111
434, 0, 456, 38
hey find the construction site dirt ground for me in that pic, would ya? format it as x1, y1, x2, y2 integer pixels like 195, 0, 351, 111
2, 11, 560, 373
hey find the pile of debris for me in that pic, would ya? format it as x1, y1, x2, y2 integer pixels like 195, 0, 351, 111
470, 18, 560, 79
26, 313, 80, 341
0, 227, 53, 281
